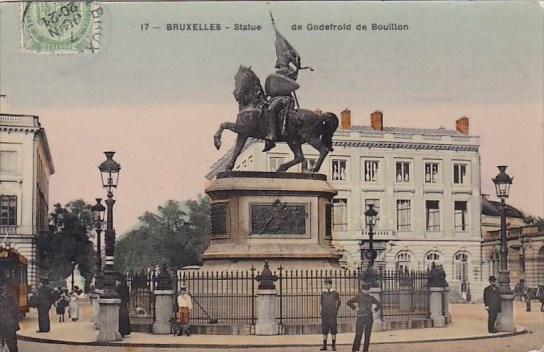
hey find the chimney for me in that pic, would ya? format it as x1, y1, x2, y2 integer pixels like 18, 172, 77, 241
370, 110, 383, 131
341, 108, 351, 129
456, 116, 469, 135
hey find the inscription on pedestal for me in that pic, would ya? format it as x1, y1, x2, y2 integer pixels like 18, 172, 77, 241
251, 200, 307, 235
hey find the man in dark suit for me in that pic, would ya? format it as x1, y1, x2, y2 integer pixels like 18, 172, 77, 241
483, 275, 502, 333
0, 275, 19, 352
36, 279, 54, 333
347, 282, 381, 352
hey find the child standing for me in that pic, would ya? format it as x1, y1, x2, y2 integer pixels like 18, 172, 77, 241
55, 292, 69, 322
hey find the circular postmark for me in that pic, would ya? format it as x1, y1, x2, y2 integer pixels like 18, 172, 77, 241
21, 2, 101, 53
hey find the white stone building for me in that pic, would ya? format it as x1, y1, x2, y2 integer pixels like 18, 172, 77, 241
0, 114, 54, 289
208, 109, 484, 299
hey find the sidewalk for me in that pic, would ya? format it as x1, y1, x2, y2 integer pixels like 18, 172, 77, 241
18, 298, 530, 347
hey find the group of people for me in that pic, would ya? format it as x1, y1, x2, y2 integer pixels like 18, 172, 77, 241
320, 279, 381, 352
53, 286, 81, 323
32, 279, 82, 332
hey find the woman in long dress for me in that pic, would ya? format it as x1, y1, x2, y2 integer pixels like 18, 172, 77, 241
68, 290, 80, 321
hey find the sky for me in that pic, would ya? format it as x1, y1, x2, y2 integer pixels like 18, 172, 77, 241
1, 1, 542, 234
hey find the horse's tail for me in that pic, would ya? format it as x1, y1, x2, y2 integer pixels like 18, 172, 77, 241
321, 112, 339, 152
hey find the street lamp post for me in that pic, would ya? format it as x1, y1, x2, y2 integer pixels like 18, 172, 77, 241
96, 151, 123, 343
91, 198, 106, 288
361, 204, 378, 288
492, 165, 515, 332
492, 165, 513, 294
71, 260, 76, 292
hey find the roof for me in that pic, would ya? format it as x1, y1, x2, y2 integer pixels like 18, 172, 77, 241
0, 114, 55, 174
351, 125, 467, 137
481, 197, 525, 218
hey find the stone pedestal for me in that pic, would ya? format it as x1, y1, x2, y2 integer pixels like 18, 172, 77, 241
496, 293, 516, 332
429, 287, 447, 327
369, 287, 384, 331
153, 290, 175, 334
97, 298, 122, 342
202, 172, 341, 270
443, 288, 451, 323
255, 289, 278, 335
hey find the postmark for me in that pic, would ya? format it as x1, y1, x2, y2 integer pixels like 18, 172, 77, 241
21, 2, 103, 54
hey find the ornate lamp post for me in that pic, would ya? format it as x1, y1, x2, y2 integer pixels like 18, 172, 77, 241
98, 151, 121, 298
91, 198, 106, 288
492, 165, 513, 294
361, 204, 378, 287
492, 165, 515, 332
71, 260, 76, 291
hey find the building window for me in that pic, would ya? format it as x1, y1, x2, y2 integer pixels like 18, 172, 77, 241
425, 200, 440, 232
269, 157, 285, 172
396, 200, 411, 232
489, 251, 500, 277
364, 199, 380, 228
396, 161, 410, 183
454, 252, 469, 281
454, 201, 468, 232
332, 160, 347, 181
301, 158, 317, 173
0, 151, 18, 174
332, 198, 348, 232
425, 162, 439, 183
363, 160, 379, 182
0, 195, 17, 226
425, 252, 441, 269
453, 163, 467, 184
396, 251, 412, 272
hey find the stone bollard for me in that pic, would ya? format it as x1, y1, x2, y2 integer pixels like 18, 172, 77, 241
443, 287, 451, 323
369, 287, 384, 331
255, 288, 278, 335
496, 293, 516, 332
429, 287, 447, 327
153, 290, 175, 334
97, 298, 122, 342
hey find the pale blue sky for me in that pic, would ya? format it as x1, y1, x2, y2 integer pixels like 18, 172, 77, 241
1, 1, 542, 233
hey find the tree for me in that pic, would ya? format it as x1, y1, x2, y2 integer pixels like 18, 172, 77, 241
38, 200, 96, 289
115, 196, 210, 273
525, 215, 544, 229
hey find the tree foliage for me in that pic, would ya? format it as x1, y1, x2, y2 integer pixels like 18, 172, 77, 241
38, 200, 96, 288
115, 196, 210, 273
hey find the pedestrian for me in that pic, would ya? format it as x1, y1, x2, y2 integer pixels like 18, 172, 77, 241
320, 278, 341, 351
177, 285, 193, 336
68, 288, 80, 321
347, 282, 381, 352
55, 291, 69, 323
36, 279, 53, 332
483, 275, 502, 333
116, 274, 132, 337
0, 275, 19, 352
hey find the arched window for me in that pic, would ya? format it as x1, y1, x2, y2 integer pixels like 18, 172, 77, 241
396, 251, 412, 272
489, 250, 500, 278
425, 252, 441, 269
453, 252, 469, 282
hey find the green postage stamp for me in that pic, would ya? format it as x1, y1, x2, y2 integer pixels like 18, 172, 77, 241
21, 2, 103, 54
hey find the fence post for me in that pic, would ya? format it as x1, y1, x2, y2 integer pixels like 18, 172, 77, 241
429, 287, 447, 327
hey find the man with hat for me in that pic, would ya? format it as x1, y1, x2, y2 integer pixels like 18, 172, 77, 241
320, 278, 341, 351
347, 282, 381, 352
36, 278, 53, 333
0, 273, 19, 352
177, 285, 193, 336
483, 275, 502, 333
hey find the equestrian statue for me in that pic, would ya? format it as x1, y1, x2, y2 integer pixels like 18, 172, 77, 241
213, 13, 338, 173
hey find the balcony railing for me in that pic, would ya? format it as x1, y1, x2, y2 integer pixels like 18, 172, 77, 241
361, 229, 396, 239
0, 226, 17, 235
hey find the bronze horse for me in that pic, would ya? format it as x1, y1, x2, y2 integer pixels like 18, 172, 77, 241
214, 66, 338, 173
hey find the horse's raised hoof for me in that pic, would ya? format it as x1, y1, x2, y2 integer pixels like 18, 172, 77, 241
262, 141, 276, 152
214, 136, 222, 150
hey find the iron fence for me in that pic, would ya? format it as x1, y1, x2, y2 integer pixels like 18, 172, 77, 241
125, 271, 156, 332
379, 269, 430, 320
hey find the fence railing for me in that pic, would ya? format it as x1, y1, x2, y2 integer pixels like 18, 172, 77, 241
125, 271, 156, 332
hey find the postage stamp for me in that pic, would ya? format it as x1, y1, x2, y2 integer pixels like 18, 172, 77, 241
21, 2, 103, 54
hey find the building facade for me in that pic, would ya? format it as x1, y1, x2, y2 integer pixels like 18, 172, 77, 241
482, 224, 544, 289
0, 114, 54, 289
208, 109, 484, 299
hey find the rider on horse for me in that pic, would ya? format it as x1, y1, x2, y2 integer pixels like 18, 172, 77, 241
263, 12, 306, 152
